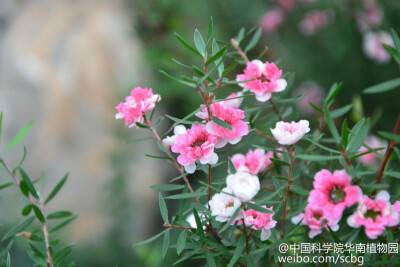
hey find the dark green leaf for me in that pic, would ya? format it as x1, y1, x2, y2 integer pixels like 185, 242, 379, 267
6, 253, 10, 267
331, 104, 353, 118
211, 116, 232, 130
50, 215, 78, 233
227, 234, 246, 267
159, 193, 169, 223
176, 230, 187, 255
162, 229, 170, 259
124, 136, 153, 144
347, 118, 370, 153
174, 33, 202, 57
308, 102, 323, 114
326, 83, 342, 106
194, 29, 206, 56
150, 184, 185, 191
363, 78, 400, 94
45, 173, 68, 205
21, 204, 32, 216
0, 182, 13, 190
133, 230, 166, 247
378, 131, 400, 143
19, 168, 38, 199
165, 192, 206, 200
295, 154, 341, 161
290, 185, 309, 196
206, 47, 226, 66
145, 154, 172, 161
385, 171, 400, 179
47, 211, 73, 220
391, 28, 400, 50
4, 120, 33, 154
2, 216, 35, 241
341, 119, 349, 148
159, 70, 197, 88
29, 243, 45, 259
304, 138, 341, 154
32, 205, 45, 224
323, 102, 341, 145
206, 17, 213, 46
228, 157, 236, 174
244, 28, 262, 53
269, 158, 290, 166
205, 250, 216, 267
246, 202, 273, 213
19, 180, 29, 197
193, 208, 205, 240
222, 59, 237, 77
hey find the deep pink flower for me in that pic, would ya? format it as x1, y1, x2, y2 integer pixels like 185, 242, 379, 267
237, 205, 277, 241
357, 135, 386, 164
259, 8, 285, 33
298, 10, 333, 36
115, 87, 161, 128
309, 170, 362, 219
171, 124, 218, 173
270, 120, 310, 145
236, 60, 287, 102
347, 191, 399, 239
363, 31, 394, 63
292, 203, 340, 238
197, 103, 249, 148
231, 149, 274, 175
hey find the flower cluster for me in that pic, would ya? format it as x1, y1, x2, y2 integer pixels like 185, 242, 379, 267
231, 148, 274, 175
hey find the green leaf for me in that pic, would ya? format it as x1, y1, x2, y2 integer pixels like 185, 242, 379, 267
32, 205, 45, 224
0, 111, 3, 140
50, 215, 78, 233
391, 28, 400, 50
47, 211, 73, 220
0, 182, 14, 190
206, 46, 226, 66
124, 136, 153, 144
6, 253, 10, 267
331, 104, 353, 118
211, 116, 232, 130
244, 28, 262, 53
145, 154, 171, 161
133, 230, 166, 247
205, 250, 216, 267
363, 78, 400, 94
341, 119, 349, 148
378, 131, 400, 143
326, 83, 342, 106
290, 185, 309, 196
222, 59, 237, 77
159, 193, 169, 223
228, 157, 236, 174
4, 120, 33, 154
21, 204, 33, 216
29, 243, 45, 259
269, 158, 290, 166
206, 17, 213, 46
193, 208, 205, 240
2, 216, 35, 241
165, 192, 206, 200
385, 171, 400, 179
165, 114, 198, 125
304, 138, 341, 154
150, 184, 185, 191
295, 154, 341, 161
323, 102, 341, 145
45, 173, 69, 205
174, 33, 202, 57
19, 168, 38, 199
347, 118, 370, 153
162, 229, 170, 259
19, 180, 29, 197
308, 102, 323, 114
227, 234, 246, 267
176, 230, 187, 255
194, 29, 206, 56
159, 70, 197, 88
246, 202, 273, 213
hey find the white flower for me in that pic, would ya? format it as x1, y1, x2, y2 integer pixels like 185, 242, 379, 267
270, 120, 310, 145
226, 172, 260, 202
209, 188, 243, 222
162, 125, 187, 147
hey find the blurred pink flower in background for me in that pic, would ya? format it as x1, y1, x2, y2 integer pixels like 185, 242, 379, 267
295, 80, 324, 115
356, 7, 383, 33
259, 8, 285, 33
357, 135, 386, 164
363, 31, 394, 63
278, 0, 296, 12
298, 10, 334, 36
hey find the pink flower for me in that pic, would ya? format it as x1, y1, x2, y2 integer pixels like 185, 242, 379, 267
357, 135, 386, 164
197, 103, 249, 148
309, 170, 363, 219
237, 205, 277, 241
278, 0, 296, 11
298, 10, 333, 36
236, 60, 287, 102
292, 203, 340, 238
356, 8, 383, 33
259, 8, 285, 33
162, 125, 187, 147
363, 31, 394, 63
347, 191, 399, 239
231, 149, 274, 175
294, 81, 324, 115
171, 124, 218, 173
220, 92, 243, 109
270, 120, 310, 145
115, 87, 161, 128
392, 201, 400, 222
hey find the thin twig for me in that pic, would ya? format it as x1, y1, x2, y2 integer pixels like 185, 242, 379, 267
254, 129, 275, 141
373, 113, 400, 195
241, 218, 249, 255
269, 99, 284, 121
144, 119, 200, 204
231, 39, 249, 62
163, 223, 196, 231
280, 146, 295, 239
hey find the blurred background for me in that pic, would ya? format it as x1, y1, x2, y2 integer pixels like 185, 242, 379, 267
0, 0, 399, 266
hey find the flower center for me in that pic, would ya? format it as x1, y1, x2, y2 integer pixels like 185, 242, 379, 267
329, 187, 345, 204
364, 209, 380, 221
192, 140, 205, 147
225, 200, 234, 208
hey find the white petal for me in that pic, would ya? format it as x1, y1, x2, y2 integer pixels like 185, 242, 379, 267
260, 229, 271, 241
255, 92, 272, 102
274, 79, 287, 92
309, 229, 322, 238
209, 153, 219, 165
376, 190, 390, 201
184, 163, 197, 174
